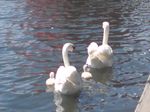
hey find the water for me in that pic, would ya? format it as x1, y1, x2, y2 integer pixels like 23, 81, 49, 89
0, 0, 150, 112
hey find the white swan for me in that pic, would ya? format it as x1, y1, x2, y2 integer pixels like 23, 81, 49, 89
86, 22, 113, 69
46, 72, 55, 86
54, 43, 82, 95
81, 64, 92, 80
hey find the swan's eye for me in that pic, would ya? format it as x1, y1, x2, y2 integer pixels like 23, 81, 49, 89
72, 46, 75, 50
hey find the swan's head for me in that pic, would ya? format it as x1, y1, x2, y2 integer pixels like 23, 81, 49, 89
83, 64, 90, 72
87, 42, 98, 55
63, 43, 75, 52
102, 22, 109, 29
49, 72, 55, 78
82, 64, 92, 79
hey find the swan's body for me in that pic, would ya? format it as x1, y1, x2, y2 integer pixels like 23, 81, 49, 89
81, 64, 92, 80
54, 43, 82, 95
86, 22, 113, 69
46, 72, 55, 86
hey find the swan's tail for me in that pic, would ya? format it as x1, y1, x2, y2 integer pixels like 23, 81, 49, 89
102, 22, 110, 45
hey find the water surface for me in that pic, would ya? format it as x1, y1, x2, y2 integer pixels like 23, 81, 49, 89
0, 0, 150, 112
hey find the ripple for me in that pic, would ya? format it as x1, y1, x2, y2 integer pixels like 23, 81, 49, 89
0, 0, 150, 112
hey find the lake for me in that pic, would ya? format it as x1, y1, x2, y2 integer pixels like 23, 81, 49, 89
0, 0, 150, 112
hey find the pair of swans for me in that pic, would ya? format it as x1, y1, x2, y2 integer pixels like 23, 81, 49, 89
46, 22, 113, 95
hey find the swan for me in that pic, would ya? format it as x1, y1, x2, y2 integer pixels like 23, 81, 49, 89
81, 64, 92, 80
46, 72, 55, 86
54, 43, 82, 95
86, 22, 113, 69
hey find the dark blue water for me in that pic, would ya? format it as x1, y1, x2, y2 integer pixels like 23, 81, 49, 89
0, 0, 150, 112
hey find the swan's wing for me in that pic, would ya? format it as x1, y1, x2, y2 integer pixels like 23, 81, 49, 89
96, 44, 113, 66
97, 44, 113, 56
66, 66, 81, 82
55, 66, 82, 95
86, 54, 105, 68
55, 66, 67, 84
65, 66, 82, 92
55, 66, 82, 86
86, 42, 100, 66
86, 44, 113, 68
87, 42, 98, 55
86, 48, 102, 67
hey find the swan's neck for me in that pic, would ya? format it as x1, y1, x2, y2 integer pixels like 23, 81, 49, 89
62, 47, 70, 67
102, 26, 109, 45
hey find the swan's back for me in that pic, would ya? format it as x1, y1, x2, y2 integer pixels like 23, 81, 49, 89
97, 44, 113, 56
96, 44, 113, 66
86, 44, 113, 68
55, 66, 82, 95
62, 66, 82, 95
66, 66, 82, 83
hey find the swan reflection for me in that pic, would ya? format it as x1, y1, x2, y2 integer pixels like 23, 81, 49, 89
54, 93, 79, 112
